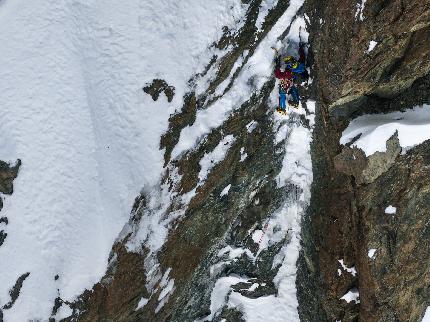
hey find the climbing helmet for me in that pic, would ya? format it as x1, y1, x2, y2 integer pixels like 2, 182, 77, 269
283, 55, 295, 63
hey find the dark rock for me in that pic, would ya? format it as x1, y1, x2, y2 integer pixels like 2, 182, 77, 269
143, 79, 175, 103
0, 160, 21, 195
298, 0, 430, 320
51, 297, 62, 316
0, 231, 6, 247
3, 272, 30, 310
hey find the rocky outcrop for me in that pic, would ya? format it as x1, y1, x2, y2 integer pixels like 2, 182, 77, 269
0, 160, 21, 196
0, 159, 21, 248
298, 0, 430, 321
306, 0, 430, 119
334, 133, 401, 185
143, 79, 176, 103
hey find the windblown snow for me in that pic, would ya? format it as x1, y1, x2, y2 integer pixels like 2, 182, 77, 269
340, 104, 430, 156
0, 0, 249, 320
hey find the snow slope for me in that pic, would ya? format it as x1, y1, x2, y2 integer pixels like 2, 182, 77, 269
0, 0, 247, 320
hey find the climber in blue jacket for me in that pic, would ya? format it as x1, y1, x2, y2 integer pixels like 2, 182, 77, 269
282, 43, 309, 107
283, 43, 308, 75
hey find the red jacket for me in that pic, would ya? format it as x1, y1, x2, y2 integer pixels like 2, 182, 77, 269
274, 68, 293, 80
275, 68, 293, 92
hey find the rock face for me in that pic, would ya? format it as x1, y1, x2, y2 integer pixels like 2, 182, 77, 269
68, 1, 314, 321
298, 0, 430, 321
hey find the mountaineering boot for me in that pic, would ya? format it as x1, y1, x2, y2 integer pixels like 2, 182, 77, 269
288, 100, 299, 108
276, 107, 287, 115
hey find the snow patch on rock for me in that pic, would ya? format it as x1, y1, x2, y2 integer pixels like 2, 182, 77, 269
366, 40, 378, 52
340, 104, 430, 156
340, 288, 360, 304
385, 205, 397, 215
368, 249, 377, 259
220, 184, 232, 197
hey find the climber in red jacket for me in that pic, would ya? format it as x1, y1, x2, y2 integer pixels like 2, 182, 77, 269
274, 54, 298, 111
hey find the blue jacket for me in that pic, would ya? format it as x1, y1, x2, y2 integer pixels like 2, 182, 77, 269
286, 62, 306, 74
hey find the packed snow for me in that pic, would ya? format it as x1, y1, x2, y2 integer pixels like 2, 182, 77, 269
366, 40, 378, 53
340, 288, 360, 304
385, 205, 397, 215
340, 104, 430, 156
199, 135, 236, 182
136, 297, 149, 311
196, 276, 246, 322
355, 0, 367, 21
246, 121, 259, 133
220, 184, 232, 197
338, 259, 357, 277
422, 307, 430, 322
240, 147, 248, 162
368, 248, 377, 259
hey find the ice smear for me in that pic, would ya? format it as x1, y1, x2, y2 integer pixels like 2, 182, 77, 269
255, 0, 279, 31
246, 121, 258, 133
171, 0, 305, 160
155, 269, 175, 313
340, 104, 430, 156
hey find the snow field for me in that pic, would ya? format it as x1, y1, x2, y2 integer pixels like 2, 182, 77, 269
0, 0, 250, 320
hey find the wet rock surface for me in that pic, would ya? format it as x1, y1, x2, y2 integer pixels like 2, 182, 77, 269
298, 0, 430, 321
